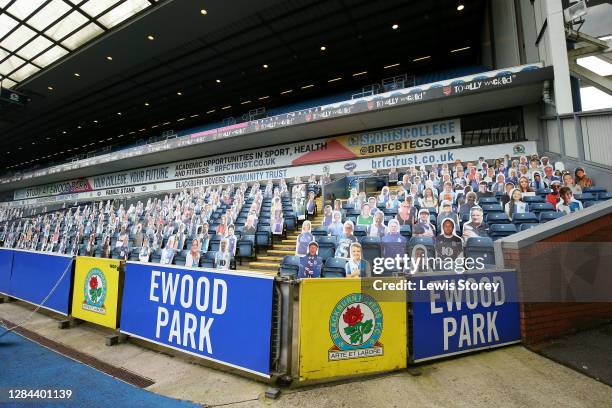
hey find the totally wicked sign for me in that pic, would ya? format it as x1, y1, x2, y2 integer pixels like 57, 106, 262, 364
14, 119, 461, 200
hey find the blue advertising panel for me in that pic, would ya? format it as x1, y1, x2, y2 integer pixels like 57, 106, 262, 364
9, 250, 74, 315
119, 262, 274, 378
410, 270, 520, 362
0, 248, 14, 295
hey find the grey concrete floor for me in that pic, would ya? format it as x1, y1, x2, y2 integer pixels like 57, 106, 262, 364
537, 323, 612, 386
1, 301, 611, 408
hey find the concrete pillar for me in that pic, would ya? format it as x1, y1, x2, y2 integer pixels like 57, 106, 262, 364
543, 0, 574, 114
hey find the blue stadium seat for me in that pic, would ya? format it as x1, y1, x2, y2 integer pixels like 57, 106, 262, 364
583, 186, 606, 194
174, 250, 188, 266
539, 211, 563, 222
598, 192, 612, 201
360, 236, 382, 265
317, 236, 337, 260
481, 204, 503, 213
523, 195, 544, 204
111, 247, 122, 259
399, 225, 412, 239
255, 226, 272, 248
408, 236, 435, 257
461, 212, 470, 223
237, 235, 255, 259
150, 249, 162, 263
584, 200, 598, 208
322, 258, 347, 278
128, 248, 140, 261
478, 197, 499, 204
574, 193, 596, 202
184, 238, 193, 250
279, 256, 301, 278
348, 209, 360, 217
512, 212, 538, 226
383, 208, 398, 216
530, 202, 554, 214
312, 226, 328, 237
520, 223, 539, 231
284, 214, 297, 230
315, 234, 334, 244
489, 223, 517, 240
464, 237, 495, 267
207, 234, 222, 252
485, 212, 510, 224
353, 225, 368, 238
536, 188, 552, 196
200, 251, 216, 268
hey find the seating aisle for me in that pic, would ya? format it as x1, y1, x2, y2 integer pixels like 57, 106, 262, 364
244, 195, 324, 274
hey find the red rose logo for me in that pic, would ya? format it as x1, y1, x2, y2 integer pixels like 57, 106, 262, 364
89, 276, 98, 290
343, 305, 364, 327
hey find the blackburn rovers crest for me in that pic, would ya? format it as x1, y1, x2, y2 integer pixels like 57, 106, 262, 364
328, 293, 383, 361
83, 268, 107, 314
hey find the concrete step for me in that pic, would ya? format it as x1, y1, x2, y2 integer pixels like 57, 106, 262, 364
246, 262, 280, 270
281, 239, 297, 244
240, 268, 277, 276
267, 249, 295, 256
257, 255, 284, 262
274, 244, 296, 250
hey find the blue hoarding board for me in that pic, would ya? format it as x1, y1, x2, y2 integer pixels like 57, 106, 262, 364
410, 270, 520, 362
119, 262, 274, 377
9, 250, 74, 315
0, 249, 14, 295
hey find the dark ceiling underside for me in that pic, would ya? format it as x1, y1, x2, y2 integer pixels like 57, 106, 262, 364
0, 0, 486, 170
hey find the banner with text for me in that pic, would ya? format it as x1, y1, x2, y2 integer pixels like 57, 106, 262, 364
299, 278, 407, 381
14, 119, 461, 200
410, 270, 520, 362
8, 141, 536, 207
119, 263, 274, 377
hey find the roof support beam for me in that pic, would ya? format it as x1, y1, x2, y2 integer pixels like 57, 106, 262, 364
569, 61, 612, 96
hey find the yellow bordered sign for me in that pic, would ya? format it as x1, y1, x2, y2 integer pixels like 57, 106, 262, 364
71, 256, 121, 329
298, 278, 407, 381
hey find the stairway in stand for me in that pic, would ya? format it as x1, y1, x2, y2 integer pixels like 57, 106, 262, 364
242, 195, 324, 275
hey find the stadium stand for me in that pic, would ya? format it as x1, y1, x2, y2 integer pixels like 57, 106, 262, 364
1, 152, 607, 277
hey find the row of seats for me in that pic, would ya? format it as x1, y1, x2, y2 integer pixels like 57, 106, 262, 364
279, 236, 497, 277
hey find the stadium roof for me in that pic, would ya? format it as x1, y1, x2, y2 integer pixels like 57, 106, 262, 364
0, 0, 162, 88
0, 0, 485, 172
